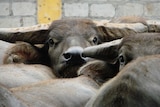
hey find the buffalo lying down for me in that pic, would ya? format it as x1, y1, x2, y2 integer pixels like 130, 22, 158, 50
0, 18, 103, 78
78, 33, 160, 106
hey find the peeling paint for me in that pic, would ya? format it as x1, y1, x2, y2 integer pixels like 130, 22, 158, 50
38, 0, 62, 24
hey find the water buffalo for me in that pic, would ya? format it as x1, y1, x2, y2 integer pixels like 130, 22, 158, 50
0, 41, 99, 107
85, 55, 160, 107
0, 18, 102, 107
0, 37, 100, 107
77, 33, 160, 106
0, 18, 103, 78
3, 42, 44, 65
77, 38, 122, 85
1, 18, 154, 107
78, 33, 160, 84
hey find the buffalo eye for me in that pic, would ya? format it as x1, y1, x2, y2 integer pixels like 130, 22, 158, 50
92, 37, 98, 44
119, 55, 125, 66
48, 39, 54, 46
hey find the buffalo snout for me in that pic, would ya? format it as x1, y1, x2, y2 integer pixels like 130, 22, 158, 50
63, 46, 87, 65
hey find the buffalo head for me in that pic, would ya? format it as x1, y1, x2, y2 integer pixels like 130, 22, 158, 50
82, 33, 160, 69
44, 19, 102, 77
79, 33, 160, 83
0, 18, 103, 78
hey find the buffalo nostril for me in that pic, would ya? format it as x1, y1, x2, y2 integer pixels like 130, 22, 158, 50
63, 46, 88, 64
63, 53, 72, 60
81, 53, 86, 58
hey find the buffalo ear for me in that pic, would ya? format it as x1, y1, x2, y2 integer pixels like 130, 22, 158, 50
82, 39, 122, 64
0, 24, 50, 44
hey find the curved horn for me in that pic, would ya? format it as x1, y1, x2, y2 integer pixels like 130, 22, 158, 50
0, 24, 50, 44
82, 38, 123, 63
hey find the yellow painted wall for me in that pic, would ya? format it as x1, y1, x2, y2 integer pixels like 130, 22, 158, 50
38, 0, 61, 24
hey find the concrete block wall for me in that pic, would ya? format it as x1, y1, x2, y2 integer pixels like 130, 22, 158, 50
0, 0, 160, 28
0, 0, 37, 28
62, 0, 160, 20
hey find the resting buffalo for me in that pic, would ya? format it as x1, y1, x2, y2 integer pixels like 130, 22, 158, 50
77, 33, 160, 106
0, 18, 104, 78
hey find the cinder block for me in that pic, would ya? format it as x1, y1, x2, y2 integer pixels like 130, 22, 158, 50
12, 0, 36, 2
0, 17, 21, 28
116, 3, 144, 16
0, 0, 10, 2
0, 3, 10, 16
64, 3, 88, 17
90, 4, 115, 17
62, 0, 107, 2
23, 17, 36, 27
108, 0, 128, 1
12, 2, 36, 16
144, 3, 160, 17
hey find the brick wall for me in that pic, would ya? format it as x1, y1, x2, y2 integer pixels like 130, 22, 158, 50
0, 0, 160, 28
62, 0, 160, 20
0, 0, 37, 28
